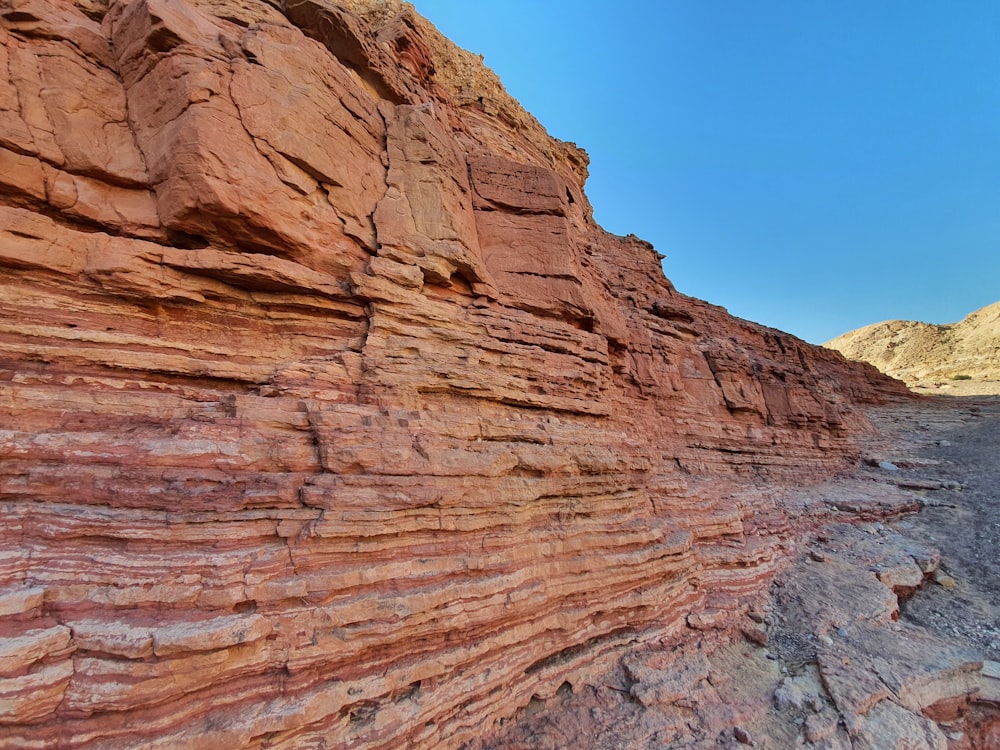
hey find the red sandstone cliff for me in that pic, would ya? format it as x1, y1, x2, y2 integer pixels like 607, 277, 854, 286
0, 1, 909, 747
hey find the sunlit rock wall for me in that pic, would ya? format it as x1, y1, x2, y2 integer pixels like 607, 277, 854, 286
0, 0, 908, 746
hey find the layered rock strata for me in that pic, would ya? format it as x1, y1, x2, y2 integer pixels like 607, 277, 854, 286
479, 517, 992, 750
0, 0, 908, 747
473, 435, 1000, 749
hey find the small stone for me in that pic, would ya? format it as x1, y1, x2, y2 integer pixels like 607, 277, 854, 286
878, 461, 899, 471
733, 726, 754, 745
936, 574, 958, 589
809, 549, 826, 562
741, 625, 768, 647
932, 567, 957, 587
817, 634, 834, 647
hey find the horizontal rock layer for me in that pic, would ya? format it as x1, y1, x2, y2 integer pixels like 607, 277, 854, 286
0, 0, 909, 747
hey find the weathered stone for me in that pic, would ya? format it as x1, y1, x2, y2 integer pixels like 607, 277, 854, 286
818, 647, 894, 730
982, 661, 1000, 704
849, 699, 948, 750
623, 650, 709, 708
0, 1, 916, 748
0, 625, 72, 676
741, 624, 768, 647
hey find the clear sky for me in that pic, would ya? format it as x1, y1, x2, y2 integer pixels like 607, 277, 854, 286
411, 1, 1000, 344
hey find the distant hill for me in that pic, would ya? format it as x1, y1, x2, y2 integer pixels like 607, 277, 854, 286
825, 301, 1000, 394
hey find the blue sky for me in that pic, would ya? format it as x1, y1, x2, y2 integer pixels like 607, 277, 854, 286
412, 1, 1000, 344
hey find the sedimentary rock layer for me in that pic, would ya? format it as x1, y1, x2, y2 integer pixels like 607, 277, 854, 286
0, 0, 907, 747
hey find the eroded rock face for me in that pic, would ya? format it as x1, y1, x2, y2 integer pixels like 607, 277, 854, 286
0, 1, 909, 747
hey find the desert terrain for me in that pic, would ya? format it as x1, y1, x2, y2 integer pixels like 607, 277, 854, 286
826, 301, 1000, 396
0, 1, 997, 747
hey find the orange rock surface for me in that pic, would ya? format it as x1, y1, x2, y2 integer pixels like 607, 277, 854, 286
0, 1, 909, 746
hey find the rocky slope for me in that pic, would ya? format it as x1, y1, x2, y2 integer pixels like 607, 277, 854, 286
0, 1, 914, 747
476, 398, 1000, 749
825, 301, 1000, 395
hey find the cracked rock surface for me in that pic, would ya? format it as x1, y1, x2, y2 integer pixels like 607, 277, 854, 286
476, 399, 1000, 749
2, 1, 978, 748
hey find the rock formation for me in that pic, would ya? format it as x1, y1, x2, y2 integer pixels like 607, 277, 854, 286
0, 0, 911, 747
826, 301, 1000, 395
471, 399, 1000, 749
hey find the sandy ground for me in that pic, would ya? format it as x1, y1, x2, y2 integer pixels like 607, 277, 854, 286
913, 380, 1000, 398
